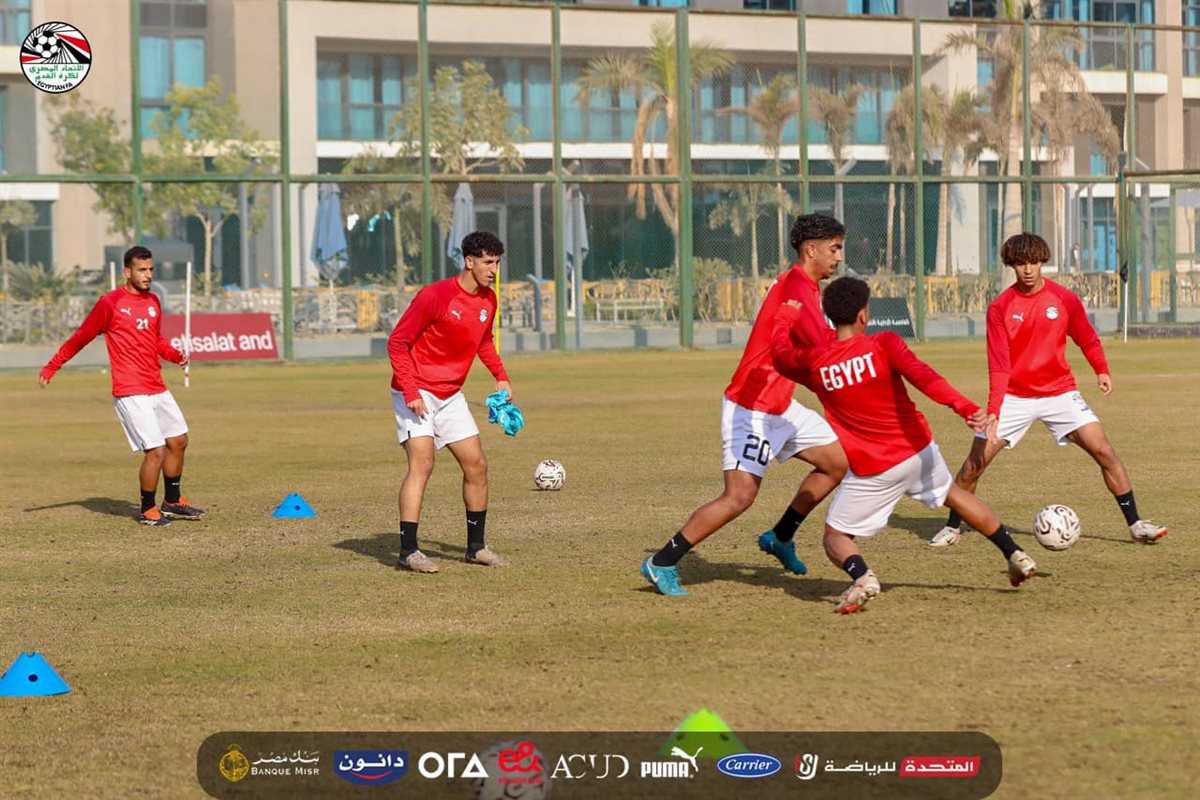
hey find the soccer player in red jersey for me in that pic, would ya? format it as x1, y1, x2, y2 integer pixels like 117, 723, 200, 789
930, 232, 1166, 548
387, 231, 512, 573
641, 214, 849, 597
773, 276, 1037, 614
39, 246, 203, 526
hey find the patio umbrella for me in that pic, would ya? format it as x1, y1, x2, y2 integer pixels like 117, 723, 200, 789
446, 183, 475, 270
563, 185, 589, 345
311, 183, 348, 285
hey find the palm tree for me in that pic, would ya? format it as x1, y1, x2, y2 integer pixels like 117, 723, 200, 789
708, 170, 778, 316
578, 19, 732, 238
809, 83, 863, 223
719, 71, 800, 262
0, 200, 37, 293
884, 83, 941, 273
944, 1, 1100, 249
933, 89, 986, 275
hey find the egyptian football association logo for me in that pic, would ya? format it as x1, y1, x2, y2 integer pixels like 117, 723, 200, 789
218, 744, 251, 783
20, 21, 91, 94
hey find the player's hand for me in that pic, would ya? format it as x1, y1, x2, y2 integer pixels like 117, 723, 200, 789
179, 353, 190, 368
38, 375, 50, 388
496, 380, 513, 403
407, 397, 428, 418
1097, 373, 1112, 395
966, 409, 988, 431
985, 414, 1000, 444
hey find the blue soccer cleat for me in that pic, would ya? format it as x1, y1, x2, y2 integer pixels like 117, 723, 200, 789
641, 556, 689, 596
757, 531, 808, 575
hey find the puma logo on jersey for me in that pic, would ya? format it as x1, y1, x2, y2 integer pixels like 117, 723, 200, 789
1012, 313, 1024, 322
119, 308, 132, 316
450, 309, 463, 320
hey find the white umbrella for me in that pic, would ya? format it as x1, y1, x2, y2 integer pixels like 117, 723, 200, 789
563, 185, 589, 343
446, 183, 475, 270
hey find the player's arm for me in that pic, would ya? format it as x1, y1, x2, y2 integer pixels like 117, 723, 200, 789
38, 296, 112, 387
984, 300, 1012, 416
1064, 290, 1111, 394
880, 332, 980, 421
386, 287, 438, 406
770, 302, 832, 384
156, 321, 186, 366
477, 296, 512, 400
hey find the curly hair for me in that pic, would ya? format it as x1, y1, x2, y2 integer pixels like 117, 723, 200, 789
462, 231, 505, 259
822, 276, 871, 326
1000, 232, 1051, 267
789, 214, 846, 255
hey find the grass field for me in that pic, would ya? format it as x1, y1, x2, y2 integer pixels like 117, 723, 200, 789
1, 340, 1197, 798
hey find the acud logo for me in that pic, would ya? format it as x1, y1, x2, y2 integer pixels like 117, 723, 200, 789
717, 753, 782, 779
418, 752, 488, 779
551, 754, 631, 780
640, 746, 702, 779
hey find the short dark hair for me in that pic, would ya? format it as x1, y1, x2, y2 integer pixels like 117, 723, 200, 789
124, 246, 153, 267
790, 214, 846, 255
822, 276, 871, 326
462, 231, 504, 259
1000, 232, 1051, 267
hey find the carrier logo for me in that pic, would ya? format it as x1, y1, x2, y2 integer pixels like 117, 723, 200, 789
716, 753, 782, 778
334, 751, 408, 785
20, 22, 91, 94
640, 746, 702, 778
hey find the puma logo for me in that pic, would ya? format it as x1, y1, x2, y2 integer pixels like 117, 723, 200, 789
119, 308, 132, 316
1012, 313, 1024, 322
670, 747, 703, 772
450, 309, 463, 320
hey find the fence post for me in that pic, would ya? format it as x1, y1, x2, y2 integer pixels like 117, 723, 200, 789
1125, 22, 1138, 325
1169, 187, 1178, 324
552, 5, 566, 349
798, 13, 809, 215
279, 0, 294, 360
419, 0, 433, 286
1022, 17, 1033, 233
676, 7, 694, 348
913, 18, 926, 342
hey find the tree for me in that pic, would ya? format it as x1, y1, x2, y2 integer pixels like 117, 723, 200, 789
707, 170, 778, 316
48, 95, 138, 242
720, 71, 801, 261
884, 83, 941, 273
933, 89, 985, 275
147, 77, 275, 295
343, 59, 524, 291
944, 1, 1104, 253
0, 200, 37, 293
809, 83, 863, 223
578, 19, 732, 238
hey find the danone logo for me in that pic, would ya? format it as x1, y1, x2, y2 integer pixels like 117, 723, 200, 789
716, 753, 782, 779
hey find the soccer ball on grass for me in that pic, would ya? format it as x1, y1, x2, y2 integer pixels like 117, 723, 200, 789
533, 459, 565, 491
1033, 504, 1081, 551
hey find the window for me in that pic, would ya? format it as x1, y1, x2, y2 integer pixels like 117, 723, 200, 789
635, 0, 688, 6
1186, 1, 1200, 77
0, 86, 6, 172
316, 52, 409, 141
743, 0, 795, 9
808, 65, 908, 146
845, 0, 897, 13
1044, 1, 1155, 71
949, 0, 996, 16
2, 200, 52, 268
0, 0, 30, 45
139, 0, 208, 136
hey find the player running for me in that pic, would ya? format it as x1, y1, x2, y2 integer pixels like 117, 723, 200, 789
929, 232, 1166, 548
773, 277, 1036, 614
641, 214, 848, 597
387, 231, 511, 573
39, 246, 203, 526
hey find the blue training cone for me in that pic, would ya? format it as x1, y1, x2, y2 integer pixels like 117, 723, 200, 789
273, 493, 317, 518
0, 652, 71, 697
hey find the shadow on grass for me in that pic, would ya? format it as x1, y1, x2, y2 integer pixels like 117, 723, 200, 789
640, 549, 1029, 606
24, 497, 137, 518
889, 514, 1036, 544
333, 532, 470, 569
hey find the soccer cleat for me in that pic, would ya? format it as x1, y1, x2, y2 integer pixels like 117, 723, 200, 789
396, 550, 439, 573
1129, 520, 1167, 544
757, 531, 808, 575
136, 507, 171, 526
465, 547, 506, 566
834, 570, 881, 614
1007, 550, 1037, 587
929, 525, 962, 548
161, 497, 205, 520
641, 556, 689, 597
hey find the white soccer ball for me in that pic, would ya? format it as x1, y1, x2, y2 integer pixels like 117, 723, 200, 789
1033, 504, 1081, 551
533, 459, 565, 491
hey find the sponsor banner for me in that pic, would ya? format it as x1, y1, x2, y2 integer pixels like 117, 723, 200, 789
867, 297, 916, 338
160, 313, 279, 361
197, 731, 1000, 799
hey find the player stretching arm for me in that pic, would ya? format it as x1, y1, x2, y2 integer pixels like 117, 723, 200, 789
929, 232, 1165, 548
774, 277, 1036, 614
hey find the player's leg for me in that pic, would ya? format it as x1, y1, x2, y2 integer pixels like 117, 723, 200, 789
943, 485, 1036, 586
137, 445, 170, 526
758, 403, 844, 574
153, 392, 203, 519
931, 434, 1008, 547
392, 388, 441, 572
114, 394, 171, 526
824, 525, 880, 615
824, 466, 900, 614
1066, 422, 1166, 543
445, 435, 504, 566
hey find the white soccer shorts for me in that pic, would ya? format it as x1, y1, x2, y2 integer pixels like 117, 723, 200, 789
392, 388, 479, 449
977, 390, 1101, 449
826, 441, 953, 537
720, 397, 838, 478
113, 391, 188, 452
